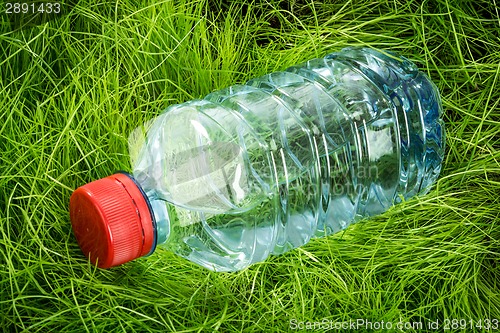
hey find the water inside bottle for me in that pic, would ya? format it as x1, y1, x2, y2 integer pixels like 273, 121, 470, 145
126, 47, 444, 271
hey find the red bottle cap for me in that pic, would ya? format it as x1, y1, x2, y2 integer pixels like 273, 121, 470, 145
69, 173, 155, 268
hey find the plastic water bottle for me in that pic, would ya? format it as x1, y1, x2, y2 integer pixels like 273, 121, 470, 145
69, 47, 445, 272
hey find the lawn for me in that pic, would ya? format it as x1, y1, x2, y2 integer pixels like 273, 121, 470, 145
1, 0, 499, 332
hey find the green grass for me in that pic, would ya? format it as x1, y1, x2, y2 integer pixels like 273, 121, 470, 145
1, 0, 499, 331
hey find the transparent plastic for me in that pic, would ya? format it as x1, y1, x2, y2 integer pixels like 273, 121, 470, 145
127, 47, 445, 272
